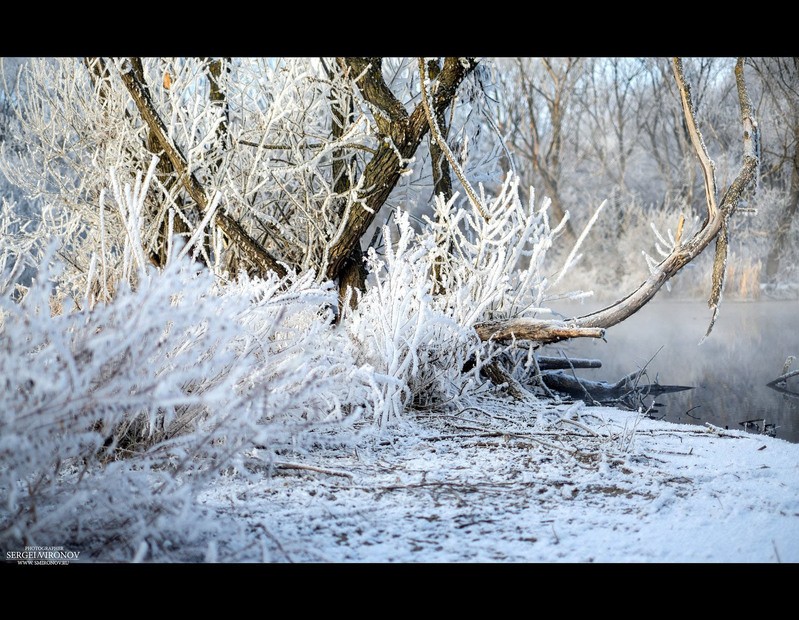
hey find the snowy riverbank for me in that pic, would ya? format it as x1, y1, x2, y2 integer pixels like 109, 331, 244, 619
164, 397, 799, 563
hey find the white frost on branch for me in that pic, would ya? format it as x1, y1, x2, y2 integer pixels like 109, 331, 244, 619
553, 199, 606, 287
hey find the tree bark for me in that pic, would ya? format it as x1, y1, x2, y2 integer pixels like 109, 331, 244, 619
325, 57, 476, 282
117, 58, 288, 279
330, 62, 367, 310
425, 58, 455, 295
426, 59, 454, 202
206, 57, 230, 176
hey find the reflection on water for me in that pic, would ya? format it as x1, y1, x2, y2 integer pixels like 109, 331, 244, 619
550, 300, 799, 443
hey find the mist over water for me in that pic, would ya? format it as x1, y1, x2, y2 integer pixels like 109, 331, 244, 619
550, 299, 799, 443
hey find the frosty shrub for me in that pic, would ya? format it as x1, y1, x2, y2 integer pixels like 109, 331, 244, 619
425, 174, 568, 324
0, 244, 239, 550
348, 173, 571, 424
0, 165, 376, 556
230, 269, 373, 439
348, 214, 475, 424
0, 94, 586, 553
0, 197, 45, 298
0, 245, 377, 555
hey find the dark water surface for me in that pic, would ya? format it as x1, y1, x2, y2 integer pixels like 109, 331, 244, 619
552, 300, 799, 443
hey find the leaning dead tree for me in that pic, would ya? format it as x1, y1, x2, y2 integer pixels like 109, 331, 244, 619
475, 58, 761, 345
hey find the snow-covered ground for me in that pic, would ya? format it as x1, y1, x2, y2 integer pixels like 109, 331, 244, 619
190, 396, 799, 563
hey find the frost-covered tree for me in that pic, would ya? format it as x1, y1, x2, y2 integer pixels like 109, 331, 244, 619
0, 57, 492, 309
494, 57, 584, 243
492, 57, 794, 299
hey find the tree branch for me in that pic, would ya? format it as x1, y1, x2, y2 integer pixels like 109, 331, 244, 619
425, 58, 454, 202
475, 319, 605, 344
206, 56, 230, 175
475, 58, 760, 344
672, 57, 718, 221
338, 58, 408, 134
237, 139, 377, 155
117, 58, 287, 279
418, 57, 489, 220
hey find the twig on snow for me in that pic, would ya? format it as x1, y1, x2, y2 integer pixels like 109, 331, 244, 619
274, 461, 354, 480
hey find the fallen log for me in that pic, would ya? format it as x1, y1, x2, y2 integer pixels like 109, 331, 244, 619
474, 319, 605, 345
537, 356, 602, 370
541, 370, 693, 405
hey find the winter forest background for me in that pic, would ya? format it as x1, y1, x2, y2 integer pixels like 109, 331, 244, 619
0, 57, 796, 556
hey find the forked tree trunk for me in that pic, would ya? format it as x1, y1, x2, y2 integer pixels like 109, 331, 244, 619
96, 56, 475, 296
324, 57, 476, 283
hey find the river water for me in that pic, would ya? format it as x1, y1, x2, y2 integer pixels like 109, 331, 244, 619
550, 299, 799, 443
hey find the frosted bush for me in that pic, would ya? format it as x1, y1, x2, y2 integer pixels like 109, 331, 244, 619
0, 246, 236, 547
425, 174, 568, 323
0, 244, 380, 555
348, 214, 477, 424
0, 163, 578, 554
348, 173, 570, 424
229, 269, 373, 439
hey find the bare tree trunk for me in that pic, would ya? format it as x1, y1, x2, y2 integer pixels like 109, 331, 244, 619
206, 57, 230, 175
426, 58, 454, 295
329, 62, 367, 311
204, 57, 238, 273
427, 59, 454, 203
325, 57, 476, 283
85, 57, 195, 269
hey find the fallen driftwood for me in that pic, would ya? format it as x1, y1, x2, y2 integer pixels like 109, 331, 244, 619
537, 356, 603, 370
738, 418, 777, 437
475, 352, 691, 409
540, 370, 693, 406
766, 356, 799, 399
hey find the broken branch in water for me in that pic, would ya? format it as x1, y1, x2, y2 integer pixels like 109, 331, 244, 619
537, 356, 602, 370
738, 418, 777, 437
767, 356, 799, 398
541, 370, 693, 406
